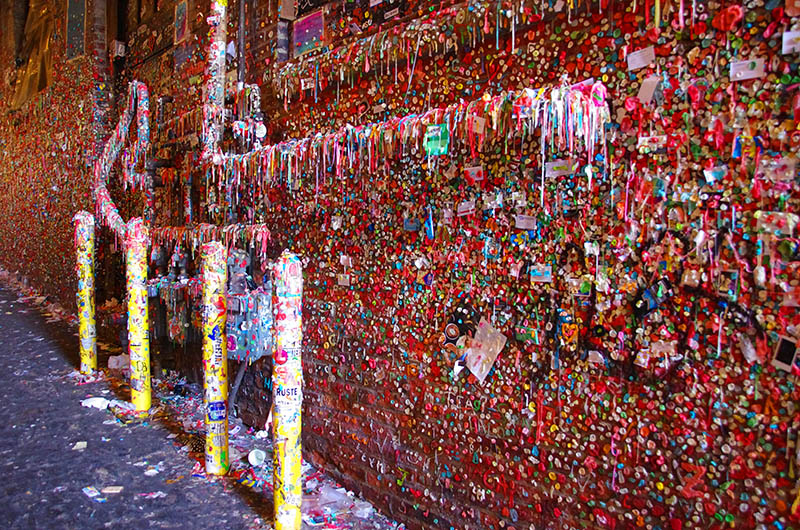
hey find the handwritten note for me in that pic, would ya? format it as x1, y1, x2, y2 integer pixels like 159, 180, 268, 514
545, 159, 574, 178
627, 47, 655, 71
782, 31, 800, 54
515, 215, 537, 230
637, 76, 660, 105
457, 200, 476, 217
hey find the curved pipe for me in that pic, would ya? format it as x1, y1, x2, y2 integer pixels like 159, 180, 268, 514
92, 80, 151, 239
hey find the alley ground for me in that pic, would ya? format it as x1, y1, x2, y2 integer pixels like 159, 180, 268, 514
0, 285, 268, 528
0, 284, 397, 530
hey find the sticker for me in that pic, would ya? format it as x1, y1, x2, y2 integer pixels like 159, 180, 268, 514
277, 20, 290, 62
457, 200, 476, 217
515, 214, 536, 230
530, 265, 552, 283
424, 124, 449, 155
441, 302, 479, 351
772, 336, 798, 372
587, 350, 605, 364
782, 288, 800, 307
756, 211, 799, 236
545, 159, 574, 178
483, 191, 502, 210
471, 116, 486, 134
442, 208, 453, 224
403, 217, 421, 231
634, 349, 651, 368
717, 270, 740, 301
274, 348, 288, 365
483, 238, 502, 260
208, 401, 227, 421
782, 31, 800, 55
758, 156, 796, 181
464, 165, 485, 184
637, 135, 667, 153
637, 76, 659, 105
730, 58, 765, 81
571, 78, 595, 89
650, 341, 677, 357
626, 47, 655, 71
464, 318, 507, 384
703, 166, 727, 184
275, 385, 302, 405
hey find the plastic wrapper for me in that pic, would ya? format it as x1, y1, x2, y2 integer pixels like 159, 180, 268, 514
464, 318, 507, 384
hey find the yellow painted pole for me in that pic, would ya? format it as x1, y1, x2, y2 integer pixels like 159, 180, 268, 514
201, 241, 229, 475
125, 218, 151, 413
73, 211, 96, 374
273, 251, 303, 529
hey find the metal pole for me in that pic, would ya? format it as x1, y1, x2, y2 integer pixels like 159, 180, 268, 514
125, 217, 151, 413
238, 0, 247, 86
73, 211, 96, 374
202, 1, 228, 163
143, 172, 155, 225
273, 251, 303, 530
201, 241, 229, 475
228, 359, 248, 415
183, 170, 192, 225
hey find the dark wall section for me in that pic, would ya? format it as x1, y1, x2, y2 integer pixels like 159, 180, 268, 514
0, 0, 97, 309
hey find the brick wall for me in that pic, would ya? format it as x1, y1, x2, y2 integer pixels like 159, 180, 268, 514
121, 1, 800, 529
242, 3, 800, 529
0, 0, 100, 309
